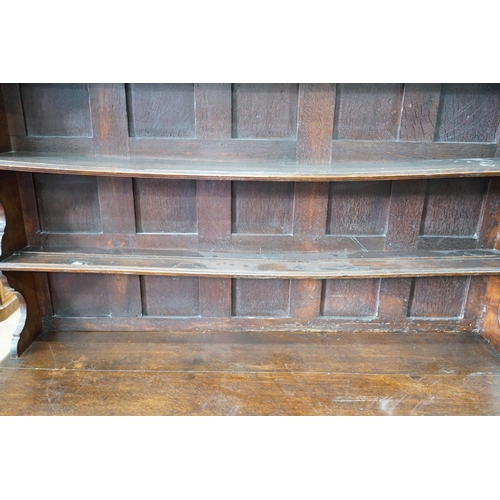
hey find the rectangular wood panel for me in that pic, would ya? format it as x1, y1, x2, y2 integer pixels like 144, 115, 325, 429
232, 181, 293, 234
20, 84, 92, 137
134, 178, 197, 233
34, 174, 102, 233
408, 277, 469, 318
232, 83, 298, 138
126, 84, 195, 138
327, 181, 391, 235
420, 178, 488, 237
334, 84, 404, 141
232, 279, 290, 316
49, 273, 140, 317
435, 84, 500, 142
141, 276, 200, 316
321, 279, 380, 317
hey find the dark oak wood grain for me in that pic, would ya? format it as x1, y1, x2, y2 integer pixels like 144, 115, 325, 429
1, 83, 500, 358
3, 248, 500, 279
1, 331, 500, 415
1, 153, 500, 181
232, 84, 298, 139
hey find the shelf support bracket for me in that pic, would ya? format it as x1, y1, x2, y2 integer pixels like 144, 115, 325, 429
0, 190, 42, 357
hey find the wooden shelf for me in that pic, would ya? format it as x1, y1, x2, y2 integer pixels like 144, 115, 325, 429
2, 248, 500, 279
0, 152, 500, 181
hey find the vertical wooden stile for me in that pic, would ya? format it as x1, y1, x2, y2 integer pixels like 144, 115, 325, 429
195, 84, 232, 317
290, 84, 335, 318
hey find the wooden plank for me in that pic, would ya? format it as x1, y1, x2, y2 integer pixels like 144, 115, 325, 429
292, 83, 336, 319
420, 178, 488, 237
134, 178, 197, 233
380, 84, 442, 320
3, 248, 500, 279
0, 83, 25, 138
408, 276, 470, 318
435, 83, 500, 142
296, 83, 336, 164
2, 152, 500, 181
321, 279, 380, 317
141, 276, 200, 316
379, 180, 427, 319
10, 137, 94, 155
33, 174, 102, 233
398, 83, 442, 141
416, 176, 489, 318
8, 331, 499, 376
232, 83, 298, 138
232, 279, 290, 316
199, 278, 231, 318
194, 83, 232, 139
19, 84, 92, 137
232, 181, 293, 234
197, 181, 231, 247
194, 86, 233, 316
329, 141, 495, 162
0, 367, 497, 416
49, 273, 140, 318
90, 84, 135, 234
0, 86, 12, 151
15, 172, 40, 246
127, 83, 195, 138
89, 83, 130, 157
417, 236, 478, 251
231, 234, 385, 253
48, 315, 477, 335
98, 177, 136, 233
36, 232, 199, 251
130, 137, 296, 162
327, 181, 391, 235
334, 84, 404, 141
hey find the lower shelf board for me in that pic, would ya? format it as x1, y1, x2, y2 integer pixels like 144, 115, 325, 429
1, 247, 500, 278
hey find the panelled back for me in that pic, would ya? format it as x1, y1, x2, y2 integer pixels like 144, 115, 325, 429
2, 83, 499, 332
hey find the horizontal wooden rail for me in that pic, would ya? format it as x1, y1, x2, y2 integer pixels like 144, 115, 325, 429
0, 152, 500, 181
2, 248, 500, 279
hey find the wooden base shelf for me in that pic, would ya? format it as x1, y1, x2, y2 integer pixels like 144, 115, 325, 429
0, 152, 500, 181
2, 248, 500, 279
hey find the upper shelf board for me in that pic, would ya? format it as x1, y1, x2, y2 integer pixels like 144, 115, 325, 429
0, 152, 500, 181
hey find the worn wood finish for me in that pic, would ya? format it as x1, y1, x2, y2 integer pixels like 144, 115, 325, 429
134, 178, 197, 233
2, 153, 500, 181
4, 248, 500, 279
47, 315, 478, 335
1, 331, 500, 415
0, 96, 42, 357
435, 84, 500, 143
335, 84, 404, 141
20, 84, 92, 138
127, 84, 195, 138
232, 83, 298, 139
478, 138, 500, 348
1, 83, 500, 355
292, 84, 335, 319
